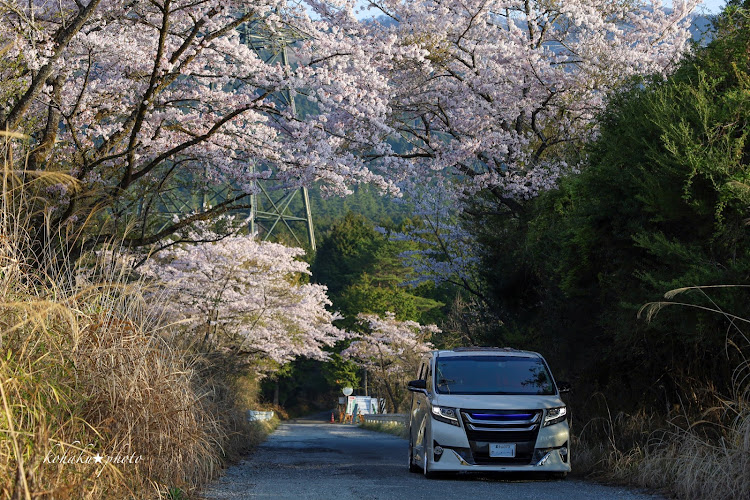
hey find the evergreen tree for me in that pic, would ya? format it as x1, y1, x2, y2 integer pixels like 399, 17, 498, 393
473, 3, 750, 413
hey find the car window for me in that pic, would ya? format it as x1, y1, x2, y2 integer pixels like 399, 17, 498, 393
425, 361, 433, 392
435, 356, 555, 395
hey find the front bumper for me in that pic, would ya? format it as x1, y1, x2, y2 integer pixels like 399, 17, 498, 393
428, 416, 571, 473
430, 446, 570, 472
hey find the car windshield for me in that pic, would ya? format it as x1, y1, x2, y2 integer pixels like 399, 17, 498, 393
435, 356, 555, 395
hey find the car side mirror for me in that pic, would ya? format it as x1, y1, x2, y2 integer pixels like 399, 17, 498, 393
407, 379, 427, 393
558, 381, 571, 394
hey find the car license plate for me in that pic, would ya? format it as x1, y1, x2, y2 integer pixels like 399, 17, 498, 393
489, 443, 516, 458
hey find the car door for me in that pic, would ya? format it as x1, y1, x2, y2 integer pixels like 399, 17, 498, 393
412, 358, 432, 464
409, 361, 425, 451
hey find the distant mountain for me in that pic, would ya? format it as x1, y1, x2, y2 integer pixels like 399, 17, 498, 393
370, 10, 716, 44
690, 13, 715, 44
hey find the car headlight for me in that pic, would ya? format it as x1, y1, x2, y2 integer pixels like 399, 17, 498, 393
543, 406, 567, 427
431, 405, 460, 426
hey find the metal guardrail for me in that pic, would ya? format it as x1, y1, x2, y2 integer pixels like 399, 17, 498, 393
361, 413, 407, 425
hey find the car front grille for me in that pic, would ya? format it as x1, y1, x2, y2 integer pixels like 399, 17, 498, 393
460, 409, 542, 465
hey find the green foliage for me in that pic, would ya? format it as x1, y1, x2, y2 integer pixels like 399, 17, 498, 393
262, 357, 333, 416
166, 487, 186, 500
310, 183, 410, 237
471, 6, 750, 416
339, 274, 419, 321
321, 351, 361, 390
269, 212, 449, 413
311, 212, 382, 298
312, 212, 445, 325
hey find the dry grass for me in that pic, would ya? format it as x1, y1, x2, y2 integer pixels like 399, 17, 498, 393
571, 284, 750, 498
632, 411, 750, 499
359, 421, 409, 439
572, 402, 655, 478
0, 133, 263, 498
630, 372, 750, 500
0, 291, 227, 498
246, 418, 281, 449
574, 377, 749, 499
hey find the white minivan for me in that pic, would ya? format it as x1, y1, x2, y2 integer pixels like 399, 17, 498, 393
407, 347, 571, 478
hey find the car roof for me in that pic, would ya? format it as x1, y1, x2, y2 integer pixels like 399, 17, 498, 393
432, 347, 543, 358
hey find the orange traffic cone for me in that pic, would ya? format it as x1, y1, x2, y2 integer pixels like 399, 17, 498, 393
331, 412, 335, 423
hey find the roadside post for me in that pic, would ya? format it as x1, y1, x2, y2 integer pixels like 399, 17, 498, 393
340, 387, 353, 424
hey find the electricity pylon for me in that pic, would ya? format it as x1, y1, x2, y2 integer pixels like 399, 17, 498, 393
241, 17, 317, 251
142, 15, 317, 251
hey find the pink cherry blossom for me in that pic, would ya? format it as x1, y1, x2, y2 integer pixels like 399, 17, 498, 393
342, 312, 437, 410
140, 229, 347, 366
0, 0, 700, 287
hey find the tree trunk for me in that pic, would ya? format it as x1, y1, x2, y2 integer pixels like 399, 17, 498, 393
382, 377, 398, 413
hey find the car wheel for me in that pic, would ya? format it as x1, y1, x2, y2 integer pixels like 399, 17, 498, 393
408, 441, 420, 473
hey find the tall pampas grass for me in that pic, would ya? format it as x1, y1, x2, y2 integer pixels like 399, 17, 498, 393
0, 131, 255, 499
629, 287, 750, 499
564, 286, 750, 499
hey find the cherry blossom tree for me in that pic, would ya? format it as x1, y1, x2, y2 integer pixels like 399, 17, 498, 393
342, 0, 701, 291
390, 179, 483, 292
342, 312, 437, 411
140, 225, 347, 367
352, 0, 701, 198
0, 1, 701, 275
0, 0, 402, 251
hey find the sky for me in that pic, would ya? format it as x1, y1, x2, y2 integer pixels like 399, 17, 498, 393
697, 0, 729, 13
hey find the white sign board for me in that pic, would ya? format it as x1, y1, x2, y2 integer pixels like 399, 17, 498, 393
345, 396, 379, 415
247, 410, 274, 422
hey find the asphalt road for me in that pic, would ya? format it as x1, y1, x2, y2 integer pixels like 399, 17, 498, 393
201, 421, 664, 500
